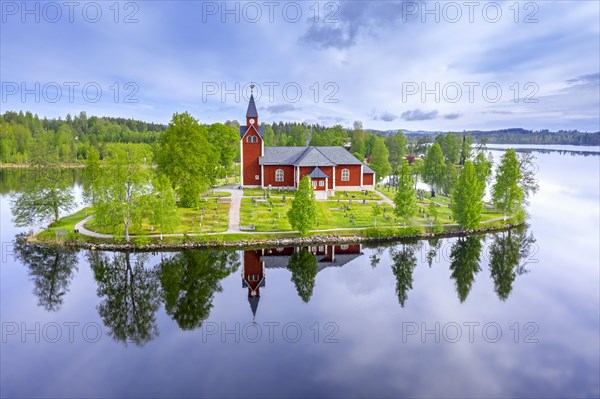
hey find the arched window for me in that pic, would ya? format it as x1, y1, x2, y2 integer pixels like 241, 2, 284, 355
247, 135, 258, 143
341, 168, 350, 181
275, 169, 284, 182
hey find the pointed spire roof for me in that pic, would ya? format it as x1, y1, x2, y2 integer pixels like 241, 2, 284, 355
248, 295, 260, 317
246, 94, 258, 118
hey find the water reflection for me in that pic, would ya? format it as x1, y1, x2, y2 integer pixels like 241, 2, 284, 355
15, 229, 538, 345
14, 233, 78, 311
449, 236, 482, 302
489, 225, 537, 301
390, 242, 420, 307
89, 251, 161, 346
159, 250, 239, 330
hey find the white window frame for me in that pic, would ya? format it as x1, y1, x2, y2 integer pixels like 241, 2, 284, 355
275, 169, 284, 182
341, 168, 350, 181
247, 135, 257, 143
319, 180, 324, 187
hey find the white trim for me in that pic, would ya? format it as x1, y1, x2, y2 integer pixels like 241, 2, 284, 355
261, 164, 264, 188
341, 168, 350, 182
275, 168, 284, 182
332, 166, 336, 189
360, 164, 363, 187
240, 138, 244, 186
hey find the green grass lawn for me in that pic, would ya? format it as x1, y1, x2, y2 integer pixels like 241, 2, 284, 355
85, 202, 230, 235
243, 188, 297, 197
328, 190, 381, 201
240, 197, 397, 232
37, 207, 93, 241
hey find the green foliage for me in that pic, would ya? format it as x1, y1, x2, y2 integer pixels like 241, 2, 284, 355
369, 137, 391, 181
150, 174, 179, 239
94, 143, 151, 241
310, 125, 347, 146
263, 124, 276, 146
422, 143, 446, 194
436, 133, 460, 164
428, 200, 443, 233
452, 161, 484, 229
83, 146, 101, 205
207, 123, 239, 177
159, 250, 239, 330
90, 251, 160, 345
287, 248, 318, 303
350, 121, 366, 157
157, 112, 218, 208
287, 176, 318, 235
473, 151, 492, 192
390, 244, 419, 307
449, 236, 482, 302
394, 161, 417, 226
385, 131, 407, 172
492, 149, 524, 218
460, 134, 474, 165
441, 161, 459, 196
10, 166, 75, 226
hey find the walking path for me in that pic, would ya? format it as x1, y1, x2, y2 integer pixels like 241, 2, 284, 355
214, 187, 243, 233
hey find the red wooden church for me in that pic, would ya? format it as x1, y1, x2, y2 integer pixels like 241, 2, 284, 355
240, 91, 375, 198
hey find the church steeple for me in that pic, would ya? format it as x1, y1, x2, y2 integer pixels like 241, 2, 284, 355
246, 84, 258, 127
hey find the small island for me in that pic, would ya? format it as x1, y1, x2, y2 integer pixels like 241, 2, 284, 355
9, 94, 535, 250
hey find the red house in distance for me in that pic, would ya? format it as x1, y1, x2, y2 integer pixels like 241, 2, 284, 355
240, 87, 375, 199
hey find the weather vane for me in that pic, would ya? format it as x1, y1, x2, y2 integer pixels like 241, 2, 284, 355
250, 82, 255, 94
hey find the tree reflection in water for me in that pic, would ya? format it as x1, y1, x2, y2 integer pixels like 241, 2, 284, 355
14, 233, 78, 311
287, 247, 318, 303
449, 236, 482, 303
390, 242, 421, 307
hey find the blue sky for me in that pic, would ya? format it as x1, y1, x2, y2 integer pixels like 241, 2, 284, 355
1, 0, 599, 131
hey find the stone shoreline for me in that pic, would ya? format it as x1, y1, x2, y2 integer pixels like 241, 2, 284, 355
36, 221, 523, 252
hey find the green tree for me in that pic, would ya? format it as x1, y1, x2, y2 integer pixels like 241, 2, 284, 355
428, 200, 443, 234
288, 247, 318, 303
207, 123, 239, 177
385, 131, 407, 172
83, 146, 101, 205
350, 121, 366, 157
94, 144, 151, 241
517, 152, 540, 204
442, 132, 460, 164
460, 134, 474, 165
157, 112, 218, 208
394, 161, 417, 227
492, 149, 523, 220
422, 143, 445, 196
150, 174, 179, 239
449, 236, 482, 302
263, 124, 276, 146
369, 137, 391, 181
452, 161, 484, 229
441, 161, 459, 196
287, 176, 318, 235
372, 203, 382, 227
473, 151, 492, 192
10, 166, 75, 226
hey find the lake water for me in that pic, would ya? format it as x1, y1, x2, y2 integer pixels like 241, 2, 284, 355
1, 147, 599, 398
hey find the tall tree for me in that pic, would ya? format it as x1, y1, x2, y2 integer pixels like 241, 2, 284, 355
350, 121, 366, 157
385, 131, 407, 173
157, 112, 218, 208
394, 161, 417, 227
452, 161, 484, 229
473, 151, 492, 192
287, 176, 318, 235
517, 152, 540, 205
442, 132, 460, 164
449, 236, 482, 302
369, 137, 391, 181
288, 247, 319, 303
10, 166, 75, 226
94, 144, 151, 241
150, 174, 179, 240
492, 149, 524, 220
441, 161, 459, 196
83, 146, 101, 205
459, 134, 474, 165
262, 124, 276, 146
207, 123, 239, 177
422, 143, 446, 196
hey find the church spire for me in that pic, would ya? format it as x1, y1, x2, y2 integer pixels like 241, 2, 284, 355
246, 83, 258, 118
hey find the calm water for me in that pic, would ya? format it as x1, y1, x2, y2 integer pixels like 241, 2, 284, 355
1, 147, 599, 398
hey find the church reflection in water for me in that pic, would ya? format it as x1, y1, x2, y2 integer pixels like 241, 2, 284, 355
242, 244, 363, 316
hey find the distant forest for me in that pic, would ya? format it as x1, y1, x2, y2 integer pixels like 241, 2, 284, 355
1, 111, 598, 165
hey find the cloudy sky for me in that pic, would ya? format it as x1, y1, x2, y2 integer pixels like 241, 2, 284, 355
1, 0, 599, 131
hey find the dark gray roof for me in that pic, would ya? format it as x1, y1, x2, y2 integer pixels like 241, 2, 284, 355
240, 125, 264, 138
309, 167, 329, 179
259, 147, 306, 165
261, 253, 363, 271
259, 146, 367, 168
363, 164, 375, 174
246, 94, 258, 117
248, 296, 259, 317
